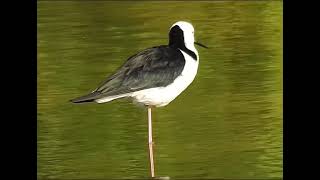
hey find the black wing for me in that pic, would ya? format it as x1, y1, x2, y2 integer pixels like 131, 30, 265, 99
71, 45, 185, 103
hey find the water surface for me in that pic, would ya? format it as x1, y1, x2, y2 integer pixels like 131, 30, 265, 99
38, 1, 283, 179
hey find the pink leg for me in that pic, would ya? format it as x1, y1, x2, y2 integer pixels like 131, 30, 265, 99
148, 106, 155, 178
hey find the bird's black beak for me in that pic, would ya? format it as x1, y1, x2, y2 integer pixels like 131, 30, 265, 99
194, 42, 208, 49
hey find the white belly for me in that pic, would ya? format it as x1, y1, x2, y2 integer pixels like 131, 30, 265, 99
131, 50, 199, 107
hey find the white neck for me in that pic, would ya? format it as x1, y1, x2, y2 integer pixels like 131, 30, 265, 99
185, 43, 199, 60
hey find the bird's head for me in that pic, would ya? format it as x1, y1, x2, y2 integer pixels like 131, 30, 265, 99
169, 21, 208, 51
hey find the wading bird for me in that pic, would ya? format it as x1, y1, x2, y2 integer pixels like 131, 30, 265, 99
71, 21, 207, 178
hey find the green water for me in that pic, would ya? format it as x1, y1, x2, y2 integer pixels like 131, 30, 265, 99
37, 1, 283, 179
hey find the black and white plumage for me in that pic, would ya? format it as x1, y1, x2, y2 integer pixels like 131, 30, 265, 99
71, 21, 207, 178
71, 21, 207, 107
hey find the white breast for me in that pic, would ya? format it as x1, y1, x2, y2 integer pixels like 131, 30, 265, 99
131, 49, 199, 107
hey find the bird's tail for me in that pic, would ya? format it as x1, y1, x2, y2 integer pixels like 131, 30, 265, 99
70, 91, 102, 103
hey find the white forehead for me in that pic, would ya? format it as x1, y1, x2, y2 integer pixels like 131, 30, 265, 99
170, 21, 194, 32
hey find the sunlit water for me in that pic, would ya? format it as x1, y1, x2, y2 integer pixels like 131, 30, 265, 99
38, 1, 282, 179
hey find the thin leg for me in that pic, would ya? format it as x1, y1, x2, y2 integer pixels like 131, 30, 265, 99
148, 106, 155, 178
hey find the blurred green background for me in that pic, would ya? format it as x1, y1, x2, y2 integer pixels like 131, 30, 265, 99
37, 1, 282, 179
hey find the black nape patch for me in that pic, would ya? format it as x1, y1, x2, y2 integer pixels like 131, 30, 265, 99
168, 25, 197, 60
